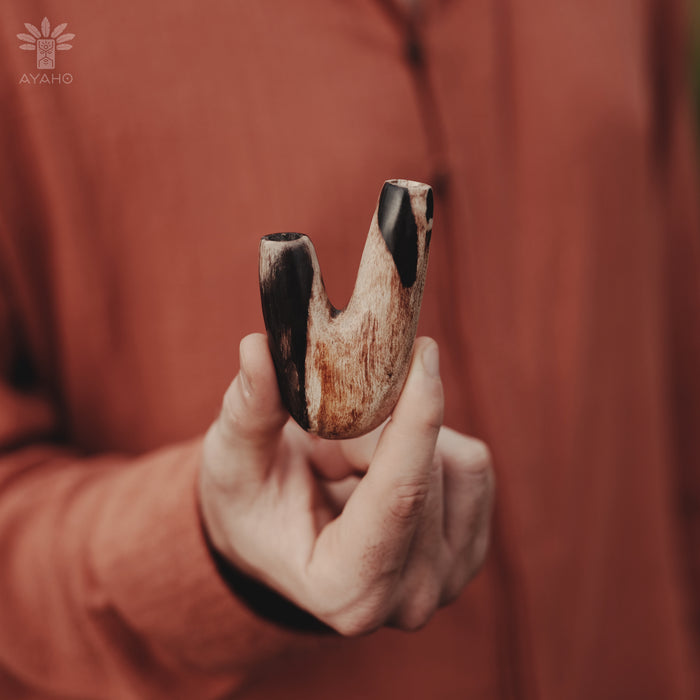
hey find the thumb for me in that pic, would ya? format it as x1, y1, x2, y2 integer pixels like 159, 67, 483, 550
213, 333, 289, 479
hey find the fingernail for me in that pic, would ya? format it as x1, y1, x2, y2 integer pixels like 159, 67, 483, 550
422, 342, 440, 377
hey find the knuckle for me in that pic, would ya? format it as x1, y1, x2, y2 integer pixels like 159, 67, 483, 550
329, 597, 387, 637
467, 439, 494, 475
393, 587, 440, 631
442, 565, 471, 604
454, 440, 496, 509
314, 575, 393, 637
388, 480, 430, 522
333, 611, 382, 637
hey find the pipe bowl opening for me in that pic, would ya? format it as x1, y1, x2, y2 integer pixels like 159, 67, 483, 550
263, 232, 307, 243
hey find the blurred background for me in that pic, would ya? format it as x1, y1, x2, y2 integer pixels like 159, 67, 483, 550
694, 0, 700, 132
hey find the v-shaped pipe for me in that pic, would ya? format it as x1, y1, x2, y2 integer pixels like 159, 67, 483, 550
259, 179, 433, 439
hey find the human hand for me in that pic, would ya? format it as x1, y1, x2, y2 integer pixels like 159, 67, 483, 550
198, 333, 494, 635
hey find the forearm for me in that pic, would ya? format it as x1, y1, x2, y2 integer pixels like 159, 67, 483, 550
0, 439, 294, 698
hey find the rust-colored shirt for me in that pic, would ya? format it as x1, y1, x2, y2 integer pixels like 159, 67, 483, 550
0, 1, 698, 698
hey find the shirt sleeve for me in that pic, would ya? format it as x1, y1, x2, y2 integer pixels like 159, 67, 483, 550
0, 266, 296, 697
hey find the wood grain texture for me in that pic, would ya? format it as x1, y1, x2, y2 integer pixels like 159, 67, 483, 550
259, 179, 433, 439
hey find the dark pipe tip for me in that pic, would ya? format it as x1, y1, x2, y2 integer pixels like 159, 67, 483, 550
263, 232, 305, 243
378, 182, 419, 288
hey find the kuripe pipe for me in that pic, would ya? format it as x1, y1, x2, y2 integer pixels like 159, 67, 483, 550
259, 179, 433, 439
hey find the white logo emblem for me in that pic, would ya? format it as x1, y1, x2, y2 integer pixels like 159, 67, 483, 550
17, 17, 75, 70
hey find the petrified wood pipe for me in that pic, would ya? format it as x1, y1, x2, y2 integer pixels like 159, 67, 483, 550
259, 179, 433, 439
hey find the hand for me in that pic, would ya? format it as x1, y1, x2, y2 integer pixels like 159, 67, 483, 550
198, 333, 494, 635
